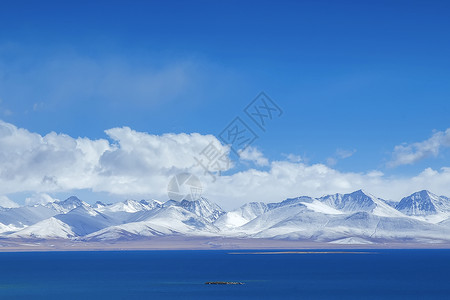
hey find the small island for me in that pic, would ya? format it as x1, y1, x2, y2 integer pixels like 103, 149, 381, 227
205, 281, 245, 285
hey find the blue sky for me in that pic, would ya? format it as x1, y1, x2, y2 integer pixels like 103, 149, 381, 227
0, 0, 450, 207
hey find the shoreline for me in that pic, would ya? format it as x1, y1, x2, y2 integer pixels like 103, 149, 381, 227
1, 237, 450, 252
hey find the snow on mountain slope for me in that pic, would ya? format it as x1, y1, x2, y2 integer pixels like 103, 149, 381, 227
235, 202, 269, 220
98, 199, 161, 213
216, 197, 340, 231
266, 196, 314, 210
92, 201, 107, 209
54, 206, 117, 236
396, 190, 450, 216
214, 211, 248, 229
85, 205, 220, 241
214, 202, 269, 229
94, 199, 162, 224
252, 210, 331, 239
370, 215, 450, 242
438, 217, 450, 227
301, 199, 343, 215
0, 222, 26, 234
226, 192, 405, 240
83, 221, 176, 241
176, 197, 225, 222
381, 199, 399, 208
330, 237, 374, 244
46, 196, 89, 214
2, 189, 450, 243
320, 190, 376, 213
141, 205, 219, 233
325, 212, 380, 237
320, 190, 405, 217
238, 202, 310, 235
371, 199, 407, 218
323, 212, 450, 243
251, 211, 377, 241
0, 205, 58, 232
6, 198, 157, 239
249, 210, 450, 243
10, 217, 76, 239
160, 197, 225, 223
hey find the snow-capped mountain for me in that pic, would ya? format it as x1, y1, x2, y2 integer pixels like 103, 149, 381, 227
396, 190, 450, 216
319, 190, 403, 217
215, 202, 269, 229
46, 196, 89, 214
99, 199, 161, 214
93, 199, 162, 225
2, 190, 450, 245
92, 201, 107, 209
177, 197, 225, 222
53, 206, 117, 236
0, 205, 58, 233
10, 217, 76, 239
84, 204, 220, 241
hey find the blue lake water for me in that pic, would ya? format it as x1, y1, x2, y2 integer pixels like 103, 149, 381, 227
0, 249, 449, 299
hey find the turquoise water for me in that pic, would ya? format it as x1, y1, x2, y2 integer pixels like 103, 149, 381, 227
0, 249, 449, 299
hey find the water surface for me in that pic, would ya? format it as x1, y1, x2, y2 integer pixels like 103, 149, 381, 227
0, 249, 448, 299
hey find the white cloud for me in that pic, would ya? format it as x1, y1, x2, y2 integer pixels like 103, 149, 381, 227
336, 148, 356, 159
238, 146, 269, 166
0, 120, 229, 199
326, 148, 356, 166
1, 120, 450, 210
206, 162, 450, 209
326, 157, 338, 166
25, 193, 59, 206
95, 127, 230, 195
0, 120, 110, 193
284, 153, 302, 163
389, 128, 450, 167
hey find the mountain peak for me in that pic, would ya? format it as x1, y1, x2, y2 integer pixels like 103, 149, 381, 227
319, 190, 377, 213
64, 196, 81, 202
59, 196, 85, 207
417, 190, 434, 197
351, 189, 373, 198
46, 196, 87, 213
103, 199, 161, 213
395, 190, 447, 216
177, 197, 225, 222
93, 201, 107, 209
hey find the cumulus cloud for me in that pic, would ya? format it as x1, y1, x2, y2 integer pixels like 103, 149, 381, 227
0, 120, 110, 193
388, 128, 450, 167
25, 193, 59, 206
1, 120, 450, 210
96, 127, 230, 195
0, 120, 229, 198
238, 146, 269, 166
206, 163, 450, 209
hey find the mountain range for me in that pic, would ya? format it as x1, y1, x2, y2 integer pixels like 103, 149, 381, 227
2, 190, 450, 246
